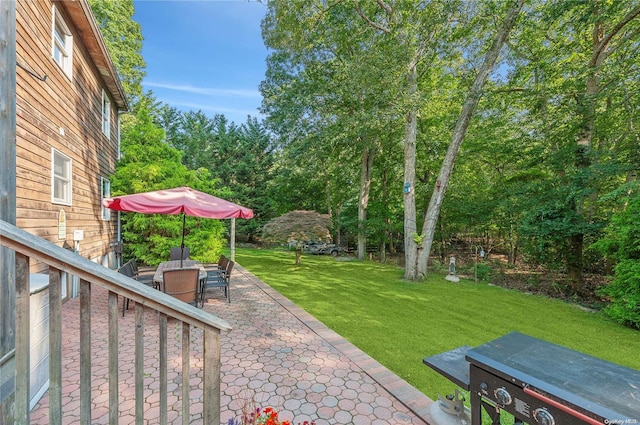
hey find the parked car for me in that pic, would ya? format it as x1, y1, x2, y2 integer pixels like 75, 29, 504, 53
303, 241, 344, 257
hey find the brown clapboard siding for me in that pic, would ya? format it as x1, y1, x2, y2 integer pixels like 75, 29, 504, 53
15, 0, 126, 273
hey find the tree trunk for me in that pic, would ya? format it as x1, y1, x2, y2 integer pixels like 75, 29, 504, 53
403, 65, 419, 279
568, 16, 604, 293
326, 175, 340, 245
417, 0, 525, 277
508, 223, 517, 265
381, 166, 389, 263
569, 4, 640, 294
357, 147, 374, 260
567, 233, 584, 294
325, 174, 333, 218
334, 204, 342, 246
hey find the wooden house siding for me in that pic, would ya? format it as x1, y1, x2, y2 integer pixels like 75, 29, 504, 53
15, 0, 126, 273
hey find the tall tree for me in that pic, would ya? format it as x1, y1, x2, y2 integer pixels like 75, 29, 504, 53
497, 0, 640, 295
564, 2, 640, 291
172, 110, 218, 170
417, 0, 525, 277
261, 1, 408, 260
218, 116, 275, 238
89, 0, 146, 101
351, 0, 466, 277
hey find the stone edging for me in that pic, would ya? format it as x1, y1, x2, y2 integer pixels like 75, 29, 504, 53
234, 265, 435, 425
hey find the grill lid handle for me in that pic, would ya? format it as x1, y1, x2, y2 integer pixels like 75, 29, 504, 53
523, 386, 604, 425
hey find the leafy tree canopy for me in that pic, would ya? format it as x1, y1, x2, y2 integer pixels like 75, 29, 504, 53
89, 0, 146, 101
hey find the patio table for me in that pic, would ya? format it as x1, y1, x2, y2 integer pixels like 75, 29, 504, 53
153, 259, 207, 291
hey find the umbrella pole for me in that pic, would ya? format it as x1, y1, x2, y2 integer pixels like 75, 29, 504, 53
180, 213, 186, 267
230, 217, 236, 261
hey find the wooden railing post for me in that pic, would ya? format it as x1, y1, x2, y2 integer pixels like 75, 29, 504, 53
204, 327, 222, 425
79, 279, 91, 424
135, 304, 144, 425
14, 252, 29, 425
108, 291, 119, 423
48, 267, 63, 425
159, 313, 168, 425
182, 323, 190, 425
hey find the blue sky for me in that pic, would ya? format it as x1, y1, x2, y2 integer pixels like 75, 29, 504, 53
133, 1, 269, 126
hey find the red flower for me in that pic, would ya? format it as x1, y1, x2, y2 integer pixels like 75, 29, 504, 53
233, 405, 311, 425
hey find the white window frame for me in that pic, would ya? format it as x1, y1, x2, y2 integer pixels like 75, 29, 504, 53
117, 113, 122, 160
101, 177, 111, 220
52, 6, 73, 79
52, 149, 72, 205
102, 90, 111, 138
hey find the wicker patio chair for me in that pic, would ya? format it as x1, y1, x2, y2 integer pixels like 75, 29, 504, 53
162, 268, 200, 307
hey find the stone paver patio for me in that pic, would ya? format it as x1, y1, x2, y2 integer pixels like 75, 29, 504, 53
30, 264, 434, 424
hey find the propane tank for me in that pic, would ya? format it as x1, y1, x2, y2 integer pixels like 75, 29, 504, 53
429, 389, 472, 425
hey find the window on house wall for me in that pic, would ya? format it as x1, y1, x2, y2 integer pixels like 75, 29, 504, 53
117, 113, 121, 160
52, 6, 73, 79
101, 178, 111, 220
52, 149, 72, 205
102, 90, 111, 138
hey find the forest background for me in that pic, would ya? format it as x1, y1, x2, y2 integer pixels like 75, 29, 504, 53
89, 0, 640, 329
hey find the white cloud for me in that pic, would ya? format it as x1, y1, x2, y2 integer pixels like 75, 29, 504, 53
145, 81, 261, 99
174, 100, 261, 117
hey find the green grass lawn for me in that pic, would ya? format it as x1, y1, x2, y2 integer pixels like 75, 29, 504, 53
234, 247, 640, 400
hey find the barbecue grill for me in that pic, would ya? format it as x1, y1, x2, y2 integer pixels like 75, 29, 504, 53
423, 332, 640, 425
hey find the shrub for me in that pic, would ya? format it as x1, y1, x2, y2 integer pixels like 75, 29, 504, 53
430, 259, 446, 273
598, 260, 640, 329
475, 263, 491, 281
592, 193, 640, 329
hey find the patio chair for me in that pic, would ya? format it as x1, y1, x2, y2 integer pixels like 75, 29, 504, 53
121, 259, 158, 315
210, 254, 228, 272
130, 258, 139, 276
119, 260, 137, 316
200, 259, 234, 305
170, 246, 190, 261
162, 268, 200, 307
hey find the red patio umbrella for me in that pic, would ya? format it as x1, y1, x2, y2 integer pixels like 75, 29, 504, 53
103, 186, 253, 264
